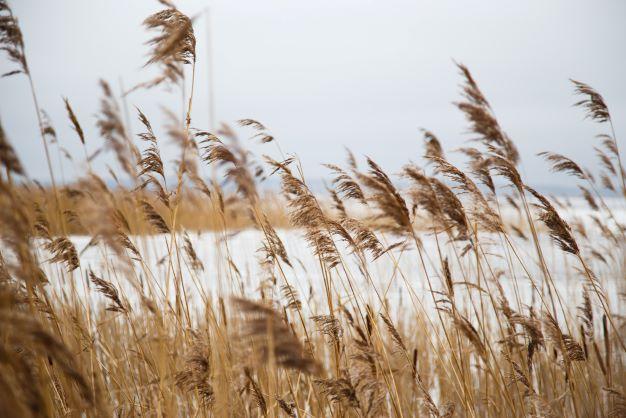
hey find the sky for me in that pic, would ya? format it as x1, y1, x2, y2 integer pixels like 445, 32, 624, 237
1, 0, 625, 191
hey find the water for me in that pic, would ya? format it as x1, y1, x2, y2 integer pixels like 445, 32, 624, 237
37, 206, 625, 324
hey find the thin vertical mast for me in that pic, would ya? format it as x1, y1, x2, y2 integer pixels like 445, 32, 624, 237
205, 6, 215, 131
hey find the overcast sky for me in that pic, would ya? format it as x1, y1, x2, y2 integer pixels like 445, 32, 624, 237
1, 0, 625, 190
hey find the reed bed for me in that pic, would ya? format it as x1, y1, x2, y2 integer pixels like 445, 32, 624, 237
0, 1, 625, 417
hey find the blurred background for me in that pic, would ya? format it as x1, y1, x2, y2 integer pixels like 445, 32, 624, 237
1, 0, 625, 192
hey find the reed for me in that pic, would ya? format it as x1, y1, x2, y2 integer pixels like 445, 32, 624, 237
0, 1, 624, 417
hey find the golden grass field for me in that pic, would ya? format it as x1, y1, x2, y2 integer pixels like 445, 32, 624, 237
1, 1, 625, 417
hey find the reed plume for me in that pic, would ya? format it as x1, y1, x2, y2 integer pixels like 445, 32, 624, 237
0, 117, 23, 176
422, 129, 445, 161
538, 152, 585, 179
0, 0, 27, 77
139, 1, 196, 92
175, 333, 215, 407
233, 297, 320, 374
525, 186, 579, 254
96, 80, 139, 179
140, 199, 170, 233
571, 79, 610, 123
455, 63, 519, 164
63, 98, 85, 145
